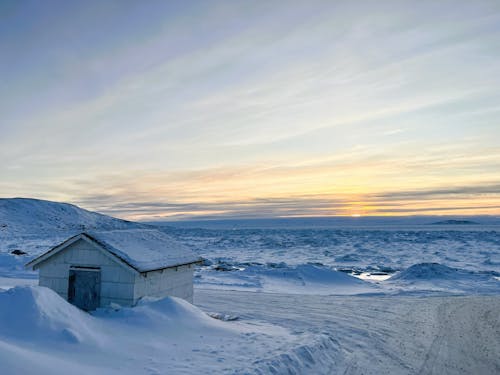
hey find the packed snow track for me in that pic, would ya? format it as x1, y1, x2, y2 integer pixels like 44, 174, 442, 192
195, 290, 500, 374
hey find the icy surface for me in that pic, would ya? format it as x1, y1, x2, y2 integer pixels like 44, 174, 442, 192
155, 219, 500, 295
86, 229, 200, 272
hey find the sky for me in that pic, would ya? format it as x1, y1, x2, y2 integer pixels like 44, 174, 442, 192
1, 0, 500, 220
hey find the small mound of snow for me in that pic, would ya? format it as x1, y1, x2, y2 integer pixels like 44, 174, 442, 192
96, 296, 235, 334
139, 295, 214, 322
262, 264, 369, 285
386, 263, 500, 295
0, 286, 100, 344
390, 263, 465, 281
198, 264, 378, 295
259, 265, 378, 295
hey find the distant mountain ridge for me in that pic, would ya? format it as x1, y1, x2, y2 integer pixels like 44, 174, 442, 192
0, 198, 146, 235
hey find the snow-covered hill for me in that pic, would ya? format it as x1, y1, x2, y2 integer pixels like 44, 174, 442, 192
0, 198, 144, 235
0, 198, 147, 277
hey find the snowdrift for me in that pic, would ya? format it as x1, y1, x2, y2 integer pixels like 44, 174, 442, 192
0, 286, 100, 344
388, 263, 500, 294
390, 262, 466, 280
247, 335, 343, 375
197, 264, 378, 295
0, 286, 232, 344
0, 286, 337, 374
95, 293, 238, 336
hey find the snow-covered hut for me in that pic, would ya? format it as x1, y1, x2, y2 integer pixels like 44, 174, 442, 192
26, 229, 201, 311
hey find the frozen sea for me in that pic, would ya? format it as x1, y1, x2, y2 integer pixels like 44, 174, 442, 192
151, 217, 500, 296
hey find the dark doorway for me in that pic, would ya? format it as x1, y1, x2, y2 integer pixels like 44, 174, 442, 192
68, 268, 101, 311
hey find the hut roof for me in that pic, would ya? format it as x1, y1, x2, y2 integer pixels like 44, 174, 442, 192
26, 229, 201, 273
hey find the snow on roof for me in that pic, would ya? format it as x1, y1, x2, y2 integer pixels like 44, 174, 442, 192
85, 229, 200, 272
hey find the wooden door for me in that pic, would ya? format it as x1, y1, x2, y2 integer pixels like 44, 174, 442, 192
68, 269, 101, 311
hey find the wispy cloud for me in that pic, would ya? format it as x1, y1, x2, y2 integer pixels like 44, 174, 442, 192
74, 181, 500, 220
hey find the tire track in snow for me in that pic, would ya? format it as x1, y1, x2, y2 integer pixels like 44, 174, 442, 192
418, 298, 500, 375
195, 290, 500, 374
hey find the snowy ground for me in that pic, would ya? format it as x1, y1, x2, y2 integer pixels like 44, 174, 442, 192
195, 289, 500, 374
0, 286, 309, 375
0, 284, 498, 374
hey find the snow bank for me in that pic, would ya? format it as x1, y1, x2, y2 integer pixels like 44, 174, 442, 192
0, 286, 101, 344
390, 262, 466, 280
95, 294, 235, 335
0, 286, 318, 374
387, 263, 500, 294
197, 264, 378, 295
247, 335, 344, 375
